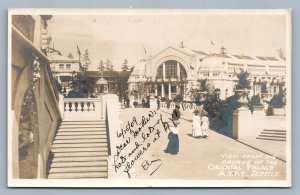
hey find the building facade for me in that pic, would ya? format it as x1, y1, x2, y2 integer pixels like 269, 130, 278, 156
128, 46, 286, 103
48, 52, 81, 94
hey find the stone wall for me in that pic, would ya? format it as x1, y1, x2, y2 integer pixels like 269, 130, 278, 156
10, 25, 61, 179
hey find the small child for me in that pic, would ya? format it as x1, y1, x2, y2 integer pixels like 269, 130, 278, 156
192, 109, 201, 138
201, 110, 209, 138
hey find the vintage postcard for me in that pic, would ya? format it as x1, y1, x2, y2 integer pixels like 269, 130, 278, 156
8, 9, 291, 187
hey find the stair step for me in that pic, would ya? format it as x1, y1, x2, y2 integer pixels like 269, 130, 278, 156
52, 156, 108, 162
261, 132, 286, 135
53, 151, 108, 157
55, 135, 107, 140
61, 121, 105, 125
52, 147, 108, 153
258, 134, 286, 138
51, 161, 107, 168
59, 125, 106, 129
48, 172, 107, 179
58, 128, 106, 132
49, 166, 108, 173
263, 129, 286, 132
52, 143, 107, 148
53, 139, 107, 144
256, 137, 286, 141
56, 131, 107, 136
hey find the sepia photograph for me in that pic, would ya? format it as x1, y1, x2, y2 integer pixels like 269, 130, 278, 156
7, 9, 291, 187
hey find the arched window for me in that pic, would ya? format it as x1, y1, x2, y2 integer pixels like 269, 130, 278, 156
156, 60, 187, 79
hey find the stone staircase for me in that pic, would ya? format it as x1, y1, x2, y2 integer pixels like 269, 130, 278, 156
47, 120, 109, 179
256, 129, 286, 141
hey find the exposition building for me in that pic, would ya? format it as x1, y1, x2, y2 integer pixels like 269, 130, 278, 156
128, 46, 286, 103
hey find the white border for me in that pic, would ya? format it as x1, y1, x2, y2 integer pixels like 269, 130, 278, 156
7, 8, 292, 188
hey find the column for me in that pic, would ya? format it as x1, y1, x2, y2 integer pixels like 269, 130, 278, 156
168, 83, 171, 100
161, 83, 165, 97
177, 62, 180, 78
163, 62, 166, 80
155, 84, 158, 96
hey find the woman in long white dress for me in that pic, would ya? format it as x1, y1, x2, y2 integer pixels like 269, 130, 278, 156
192, 110, 201, 137
201, 110, 209, 137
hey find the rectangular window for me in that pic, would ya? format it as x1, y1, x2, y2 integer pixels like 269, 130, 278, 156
165, 63, 177, 79
66, 64, 71, 69
59, 64, 64, 69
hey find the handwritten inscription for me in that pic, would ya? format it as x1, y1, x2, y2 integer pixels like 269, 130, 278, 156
142, 159, 163, 176
208, 153, 281, 178
113, 109, 172, 178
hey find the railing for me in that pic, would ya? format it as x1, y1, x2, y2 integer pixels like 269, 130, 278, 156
62, 98, 106, 120
160, 101, 198, 110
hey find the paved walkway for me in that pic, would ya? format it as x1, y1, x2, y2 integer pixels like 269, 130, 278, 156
163, 109, 287, 161
112, 108, 286, 180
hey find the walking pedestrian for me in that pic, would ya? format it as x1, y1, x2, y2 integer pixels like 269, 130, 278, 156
165, 121, 180, 155
201, 110, 209, 138
192, 109, 202, 138
172, 105, 181, 123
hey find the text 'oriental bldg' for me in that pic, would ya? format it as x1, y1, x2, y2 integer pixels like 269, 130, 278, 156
128, 46, 286, 103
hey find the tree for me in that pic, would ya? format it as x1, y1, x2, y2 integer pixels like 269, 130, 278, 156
68, 49, 95, 98
105, 59, 112, 71
110, 62, 114, 71
68, 71, 96, 98
81, 49, 91, 72
98, 59, 105, 72
121, 59, 129, 71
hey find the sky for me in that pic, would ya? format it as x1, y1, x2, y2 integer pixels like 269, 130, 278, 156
47, 13, 286, 71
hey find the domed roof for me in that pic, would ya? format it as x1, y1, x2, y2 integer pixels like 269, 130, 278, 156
96, 77, 108, 85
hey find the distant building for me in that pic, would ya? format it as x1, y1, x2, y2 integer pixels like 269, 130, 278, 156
128, 46, 286, 103
47, 51, 81, 94
86, 71, 131, 97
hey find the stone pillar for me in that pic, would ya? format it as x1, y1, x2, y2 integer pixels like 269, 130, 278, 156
232, 109, 254, 139
155, 84, 158, 96
149, 95, 157, 109
177, 62, 180, 78
163, 62, 166, 80
168, 83, 171, 100
161, 83, 165, 97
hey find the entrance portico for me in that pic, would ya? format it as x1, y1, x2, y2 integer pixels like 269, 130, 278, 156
153, 60, 187, 99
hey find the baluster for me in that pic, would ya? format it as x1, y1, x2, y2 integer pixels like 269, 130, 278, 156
92, 102, 95, 112
79, 102, 83, 112
70, 102, 76, 113
65, 102, 70, 112
75, 102, 78, 112
83, 102, 88, 112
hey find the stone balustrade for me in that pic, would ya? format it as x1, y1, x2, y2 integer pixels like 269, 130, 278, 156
63, 98, 105, 120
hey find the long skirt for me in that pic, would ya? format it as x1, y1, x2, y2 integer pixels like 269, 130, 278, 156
165, 132, 179, 154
